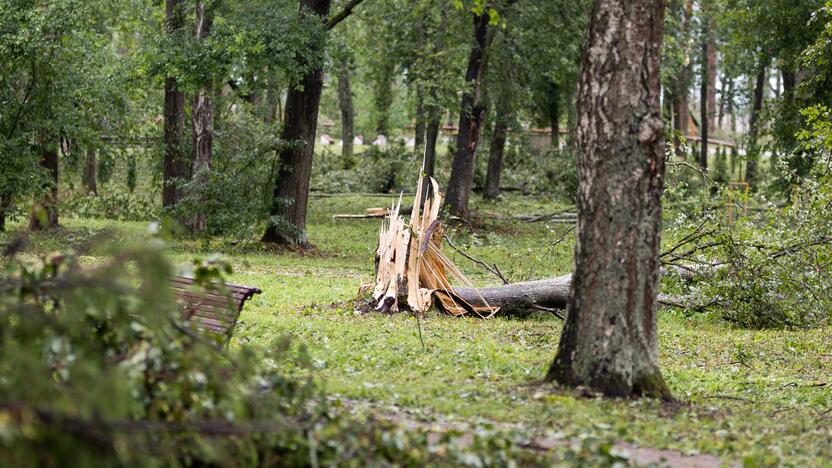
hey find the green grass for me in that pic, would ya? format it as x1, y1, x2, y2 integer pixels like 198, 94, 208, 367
3, 193, 830, 466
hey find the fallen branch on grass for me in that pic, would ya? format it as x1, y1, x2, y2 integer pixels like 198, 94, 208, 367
452, 266, 709, 317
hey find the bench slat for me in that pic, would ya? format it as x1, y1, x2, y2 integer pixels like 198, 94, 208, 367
170, 275, 261, 342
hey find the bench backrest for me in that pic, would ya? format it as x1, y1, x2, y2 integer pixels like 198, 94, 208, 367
170, 276, 262, 340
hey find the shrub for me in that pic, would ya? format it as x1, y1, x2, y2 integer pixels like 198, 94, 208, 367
312, 143, 419, 193
0, 241, 548, 466
171, 109, 280, 236
63, 190, 157, 221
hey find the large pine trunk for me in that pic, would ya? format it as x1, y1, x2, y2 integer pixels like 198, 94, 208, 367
444, 12, 492, 218
338, 61, 354, 160
162, 0, 187, 210
546, 0, 671, 399
262, 0, 331, 246
30, 145, 59, 230
190, 0, 213, 232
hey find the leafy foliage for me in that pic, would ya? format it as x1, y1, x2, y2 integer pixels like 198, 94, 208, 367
63, 191, 158, 222
0, 240, 550, 466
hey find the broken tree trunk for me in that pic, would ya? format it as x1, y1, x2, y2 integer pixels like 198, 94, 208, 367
371, 166, 498, 318
455, 275, 572, 316
455, 265, 704, 317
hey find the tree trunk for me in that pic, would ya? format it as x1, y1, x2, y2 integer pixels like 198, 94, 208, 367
670, 0, 693, 158
162, 0, 187, 210
262, 0, 331, 246
706, 19, 717, 133
30, 145, 59, 230
484, 93, 510, 200
456, 265, 698, 317
699, 31, 708, 171
718, 75, 732, 130
444, 12, 493, 218
414, 92, 426, 155
338, 60, 354, 160
420, 105, 442, 206
745, 64, 766, 187
546, 0, 671, 400
190, 0, 213, 233
373, 61, 394, 137
458, 275, 572, 315
547, 80, 561, 148
779, 67, 800, 158
84, 148, 97, 195
566, 91, 577, 150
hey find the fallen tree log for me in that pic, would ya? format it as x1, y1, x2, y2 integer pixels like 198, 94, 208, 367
454, 274, 572, 316
454, 265, 706, 317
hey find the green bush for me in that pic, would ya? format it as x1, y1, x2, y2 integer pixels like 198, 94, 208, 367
0, 241, 549, 466
63, 190, 157, 221
312, 143, 419, 193
171, 110, 281, 236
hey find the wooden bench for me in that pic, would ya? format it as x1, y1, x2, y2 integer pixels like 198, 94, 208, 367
170, 275, 262, 342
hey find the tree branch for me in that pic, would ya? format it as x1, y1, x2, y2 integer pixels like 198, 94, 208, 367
325, 0, 368, 31
443, 234, 509, 284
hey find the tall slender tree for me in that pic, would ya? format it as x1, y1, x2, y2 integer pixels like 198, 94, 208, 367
190, 0, 214, 232
483, 91, 510, 199
262, 0, 367, 246
84, 148, 97, 195
162, 0, 187, 210
444, 9, 494, 218
700, 18, 709, 171
29, 145, 59, 230
745, 62, 767, 187
546, 0, 671, 399
337, 57, 355, 160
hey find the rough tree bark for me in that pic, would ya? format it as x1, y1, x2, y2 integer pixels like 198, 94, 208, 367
745, 64, 767, 188
190, 0, 213, 232
262, 0, 331, 246
29, 145, 59, 230
162, 0, 187, 210
484, 92, 510, 200
444, 11, 493, 218
337, 58, 354, 160
84, 148, 97, 195
545, 0, 672, 399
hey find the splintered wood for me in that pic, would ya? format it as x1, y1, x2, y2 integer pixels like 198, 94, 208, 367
372, 173, 498, 318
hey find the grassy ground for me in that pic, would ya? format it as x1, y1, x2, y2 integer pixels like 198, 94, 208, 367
3, 193, 830, 466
